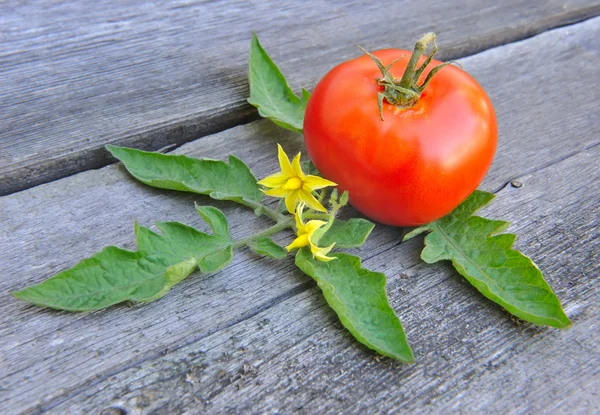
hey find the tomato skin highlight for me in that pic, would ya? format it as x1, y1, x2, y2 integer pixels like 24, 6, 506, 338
303, 49, 497, 226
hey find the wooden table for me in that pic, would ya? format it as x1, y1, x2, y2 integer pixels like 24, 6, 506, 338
1, 1, 599, 413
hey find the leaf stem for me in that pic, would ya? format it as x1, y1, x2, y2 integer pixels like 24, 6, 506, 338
317, 189, 326, 204
232, 218, 292, 249
239, 199, 289, 223
302, 212, 330, 220
233, 199, 293, 249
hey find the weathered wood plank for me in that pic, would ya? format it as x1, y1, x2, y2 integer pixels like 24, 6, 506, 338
1, 18, 599, 413
10, 140, 600, 415
49, 145, 600, 414
2, 0, 600, 195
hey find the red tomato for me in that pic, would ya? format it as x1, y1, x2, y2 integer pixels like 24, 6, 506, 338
303, 47, 497, 226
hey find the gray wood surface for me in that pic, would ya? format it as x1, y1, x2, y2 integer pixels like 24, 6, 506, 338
1, 18, 599, 413
2, 0, 600, 196
54, 147, 600, 414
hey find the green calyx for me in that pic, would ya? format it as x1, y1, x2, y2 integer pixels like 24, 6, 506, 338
359, 32, 455, 119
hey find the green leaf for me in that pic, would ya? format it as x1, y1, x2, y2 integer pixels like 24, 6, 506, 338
295, 249, 414, 363
248, 33, 309, 133
404, 190, 571, 328
195, 204, 230, 237
300, 160, 319, 176
13, 207, 234, 311
106, 145, 262, 204
199, 246, 234, 273
319, 218, 375, 249
247, 237, 288, 259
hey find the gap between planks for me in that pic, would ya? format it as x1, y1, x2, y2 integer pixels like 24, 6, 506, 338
31, 139, 600, 413
39, 145, 600, 414
2, 4, 600, 197
1, 15, 599, 414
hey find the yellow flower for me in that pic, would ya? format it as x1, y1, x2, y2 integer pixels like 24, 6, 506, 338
258, 144, 337, 213
286, 203, 336, 262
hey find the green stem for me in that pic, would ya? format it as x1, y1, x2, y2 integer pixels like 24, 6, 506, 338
398, 32, 436, 89
232, 218, 292, 249
239, 199, 288, 223
233, 199, 293, 250
317, 189, 326, 205
358, 32, 454, 115
275, 199, 286, 214
303, 212, 330, 221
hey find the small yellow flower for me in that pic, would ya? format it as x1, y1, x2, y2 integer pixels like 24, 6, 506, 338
286, 203, 336, 262
258, 144, 337, 213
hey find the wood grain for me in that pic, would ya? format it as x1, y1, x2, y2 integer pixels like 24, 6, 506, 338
51, 145, 600, 414
2, 0, 600, 195
1, 17, 599, 414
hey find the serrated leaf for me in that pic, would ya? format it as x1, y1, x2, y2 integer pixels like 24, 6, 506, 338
13, 208, 234, 311
248, 33, 309, 133
248, 237, 288, 259
319, 218, 375, 249
106, 145, 262, 204
195, 204, 230, 237
405, 190, 571, 328
295, 249, 414, 363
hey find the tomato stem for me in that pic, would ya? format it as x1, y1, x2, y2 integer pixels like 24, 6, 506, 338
398, 32, 437, 90
358, 33, 456, 119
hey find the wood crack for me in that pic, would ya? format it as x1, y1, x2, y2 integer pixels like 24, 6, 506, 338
493, 141, 600, 194
44, 140, 599, 407
2, 14, 599, 413
2, 5, 599, 196
32, 279, 316, 413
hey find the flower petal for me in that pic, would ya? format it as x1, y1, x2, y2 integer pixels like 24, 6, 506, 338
305, 220, 326, 235
291, 153, 305, 179
262, 187, 290, 198
298, 188, 327, 212
258, 172, 288, 188
286, 234, 310, 251
284, 192, 299, 213
315, 254, 335, 262
295, 202, 306, 233
310, 242, 337, 262
303, 175, 337, 191
277, 144, 294, 178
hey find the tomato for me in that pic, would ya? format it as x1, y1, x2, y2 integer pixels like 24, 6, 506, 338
303, 37, 497, 226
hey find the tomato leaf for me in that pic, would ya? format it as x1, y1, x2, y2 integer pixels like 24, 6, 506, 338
107, 145, 262, 204
248, 33, 309, 133
295, 249, 414, 363
404, 190, 571, 328
248, 237, 288, 259
13, 206, 233, 311
319, 218, 375, 249
300, 160, 319, 176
